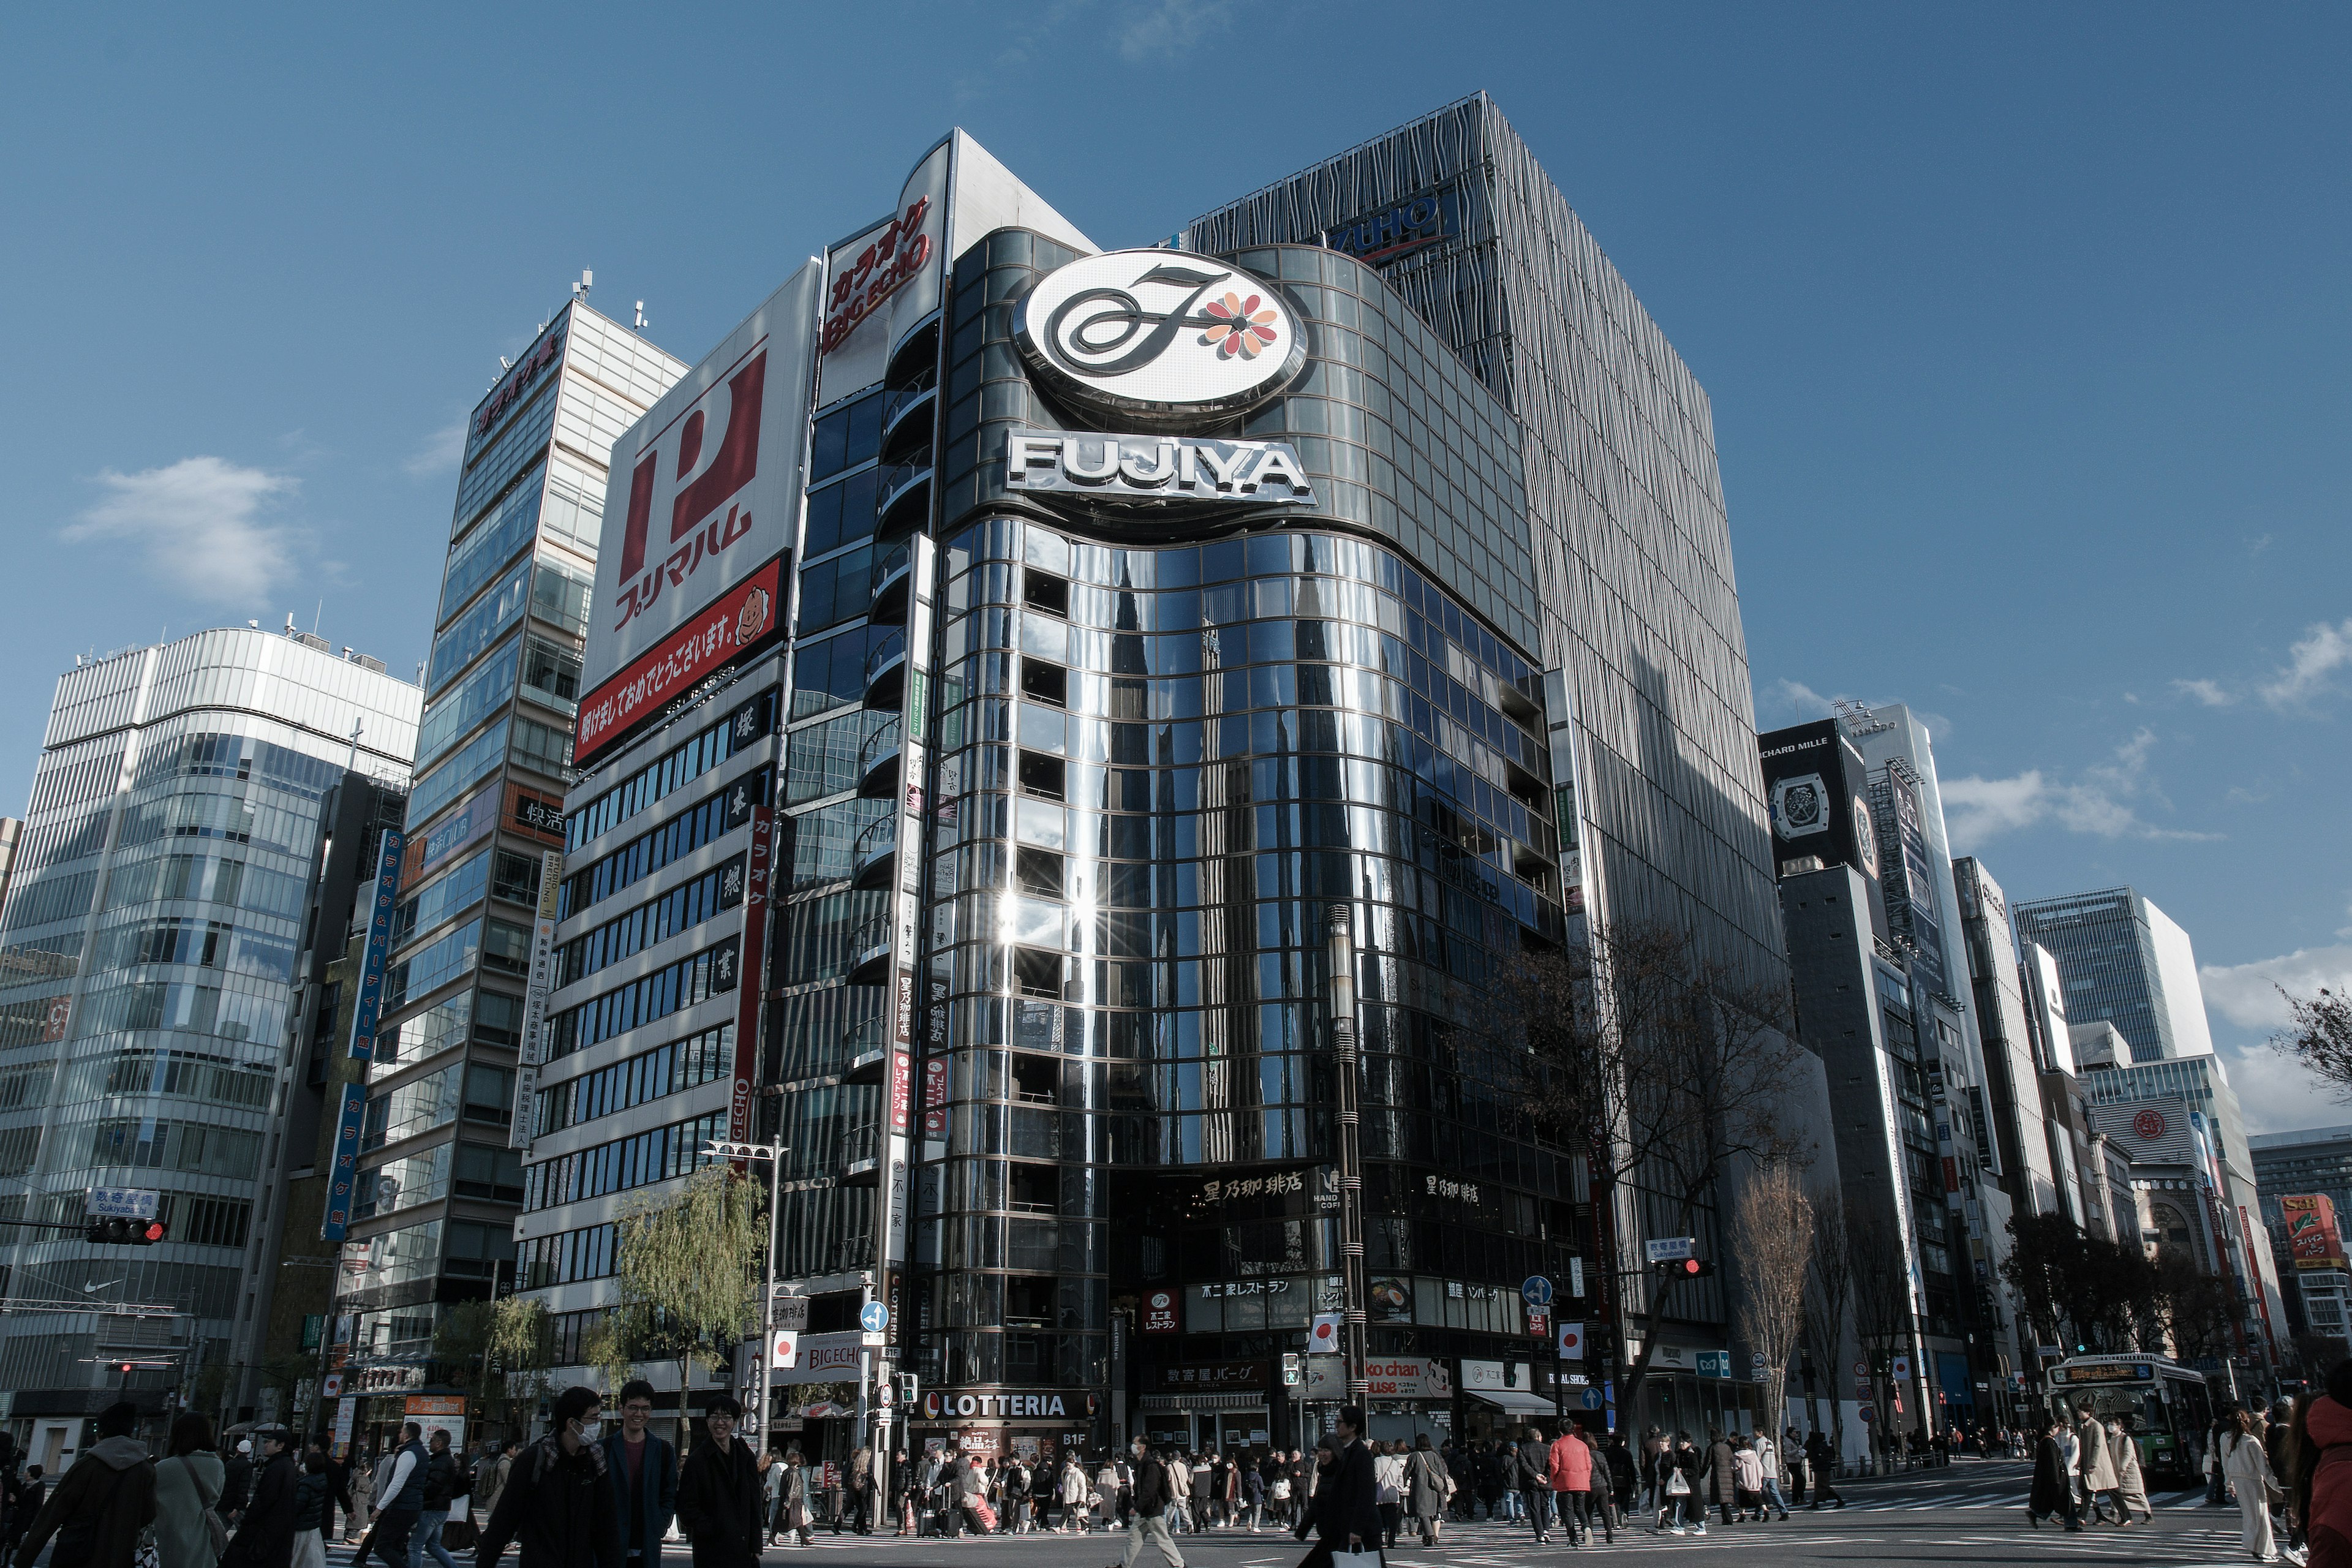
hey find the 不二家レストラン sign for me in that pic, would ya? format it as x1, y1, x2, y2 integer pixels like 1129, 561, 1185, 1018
575, 555, 785, 767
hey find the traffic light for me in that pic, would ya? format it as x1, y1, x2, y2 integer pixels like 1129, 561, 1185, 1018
84, 1217, 167, 1246
1656, 1257, 1715, 1280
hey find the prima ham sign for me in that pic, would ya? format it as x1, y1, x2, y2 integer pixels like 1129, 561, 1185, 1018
1005, 429, 1316, 507
1014, 249, 1306, 426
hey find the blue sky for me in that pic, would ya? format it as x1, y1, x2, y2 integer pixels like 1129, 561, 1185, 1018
4, 5, 2346, 1127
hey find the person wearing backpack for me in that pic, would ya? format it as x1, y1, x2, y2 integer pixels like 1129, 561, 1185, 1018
155, 1414, 229, 1568
12, 1401, 156, 1568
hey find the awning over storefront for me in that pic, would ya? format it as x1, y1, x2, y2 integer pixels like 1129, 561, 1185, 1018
1139, 1393, 1266, 1412
1468, 1390, 1560, 1415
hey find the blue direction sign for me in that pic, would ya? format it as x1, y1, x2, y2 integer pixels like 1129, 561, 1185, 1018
1579, 1387, 1604, 1411
861, 1302, 890, 1333
1521, 1275, 1554, 1309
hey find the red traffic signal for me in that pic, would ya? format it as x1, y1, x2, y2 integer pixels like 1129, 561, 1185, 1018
84, 1216, 168, 1246
1657, 1257, 1716, 1278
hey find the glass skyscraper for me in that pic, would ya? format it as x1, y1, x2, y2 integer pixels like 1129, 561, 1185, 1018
332, 298, 680, 1435
0, 629, 417, 1441
522, 103, 1790, 1459
2013, 886, 2218, 1064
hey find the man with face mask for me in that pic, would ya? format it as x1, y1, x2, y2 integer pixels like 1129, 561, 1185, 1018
475, 1388, 620, 1568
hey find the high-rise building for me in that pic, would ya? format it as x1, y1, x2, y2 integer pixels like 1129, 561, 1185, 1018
2248, 1126, 2352, 1352
331, 297, 682, 1442
2012, 886, 2218, 1063
0, 627, 417, 1446
1953, 857, 2062, 1219
0, 818, 23, 918
521, 103, 1794, 1460
2079, 1050, 2285, 1372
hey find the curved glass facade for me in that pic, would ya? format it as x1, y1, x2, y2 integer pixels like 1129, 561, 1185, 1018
907, 233, 1572, 1428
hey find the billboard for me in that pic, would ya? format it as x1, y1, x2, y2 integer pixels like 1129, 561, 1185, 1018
576, 264, 820, 769
1757, 721, 1880, 886
2284, 1194, 2348, 1271
345, 829, 405, 1059
508, 848, 564, 1152
320, 1082, 368, 1242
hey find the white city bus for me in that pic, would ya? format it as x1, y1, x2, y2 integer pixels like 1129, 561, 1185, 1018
2043, 1355, 2215, 1486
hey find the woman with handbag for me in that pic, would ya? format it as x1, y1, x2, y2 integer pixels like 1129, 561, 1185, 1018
154, 1415, 228, 1568
1406, 1434, 1447, 1547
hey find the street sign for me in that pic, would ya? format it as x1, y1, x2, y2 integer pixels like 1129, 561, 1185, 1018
1750, 1351, 1766, 1372
1521, 1275, 1554, 1309
1853, 1359, 1869, 1380
772, 1292, 809, 1332
1526, 1311, 1548, 1338
1693, 1351, 1731, 1379
773, 1331, 800, 1368
1644, 1237, 1694, 1264
86, 1187, 159, 1219
1858, 1406, 1875, 1425
861, 1302, 890, 1333
1569, 1258, 1585, 1299
1580, 1387, 1605, 1411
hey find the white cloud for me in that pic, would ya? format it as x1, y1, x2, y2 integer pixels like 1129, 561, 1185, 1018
403, 421, 466, 481
1938, 727, 2215, 851
1763, 678, 1841, 721
2261, 617, 2352, 709
2173, 677, 2234, 707
1114, 0, 1235, 60
2199, 941, 2352, 1031
63, 457, 301, 607
2218, 1038, 2350, 1134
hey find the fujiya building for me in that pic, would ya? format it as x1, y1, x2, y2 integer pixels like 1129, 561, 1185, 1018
522, 97, 1793, 1462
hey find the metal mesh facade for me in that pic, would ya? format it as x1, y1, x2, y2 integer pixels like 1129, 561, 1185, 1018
1188, 93, 1786, 987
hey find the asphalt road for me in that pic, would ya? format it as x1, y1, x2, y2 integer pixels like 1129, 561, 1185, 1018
690, 1460, 2257, 1565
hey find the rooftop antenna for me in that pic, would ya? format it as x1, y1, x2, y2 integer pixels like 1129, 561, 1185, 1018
572, 269, 594, 302
634, 300, 649, 331
313, 600, 323, 636
347, 718, 364, 772
284, 612, 296, 637
499, 355, 513, 371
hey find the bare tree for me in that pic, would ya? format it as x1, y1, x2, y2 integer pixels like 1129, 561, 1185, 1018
1506, 922, 1813, 1426
1845, 1213, 1915, 1450
2274, 986, 2352, 1101
1732, 1166, 1814, 1444
1801, 1186, 1853, 1457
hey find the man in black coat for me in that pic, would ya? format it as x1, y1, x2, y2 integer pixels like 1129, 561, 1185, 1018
1296, 1406, 1383, 1560
476, 1387, 622, 1568
223, 1428, 299, 1568
673, 1396, 760, 1568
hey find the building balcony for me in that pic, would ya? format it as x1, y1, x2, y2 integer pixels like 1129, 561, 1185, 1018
856, 716, 902, 801
878, 366, 937, 466
862, 628, 907, 712
846, 913, 894, 986
867, 541, 913, 627
851, 815, 897, 891
840, 1118, 883, 1186
842, 1014, 889, 1084
874, 457, 933, 541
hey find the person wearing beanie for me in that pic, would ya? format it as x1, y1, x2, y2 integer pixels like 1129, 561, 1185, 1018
12, 1401, 156, 1568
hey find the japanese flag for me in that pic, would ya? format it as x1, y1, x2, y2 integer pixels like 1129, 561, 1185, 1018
1558, 1322, 1586, 1360
774, 1330, 799, 1368
1310, 1313, 1343, 1353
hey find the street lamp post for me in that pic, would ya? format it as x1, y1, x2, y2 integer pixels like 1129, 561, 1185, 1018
1327, 904, 1368, 1408
704, 1139, 788, 1439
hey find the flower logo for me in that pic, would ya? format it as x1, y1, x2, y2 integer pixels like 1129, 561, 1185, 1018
1199, 292, 1280, 360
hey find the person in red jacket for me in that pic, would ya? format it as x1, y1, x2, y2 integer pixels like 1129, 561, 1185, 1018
2306, 1362, 2352, 1568
1547, 1422, 1594, 1548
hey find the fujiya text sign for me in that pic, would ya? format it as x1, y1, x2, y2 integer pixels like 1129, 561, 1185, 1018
1005, 429, 1315, 507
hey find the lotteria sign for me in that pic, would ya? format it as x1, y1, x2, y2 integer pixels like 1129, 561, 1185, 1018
918, 1390, 1087, 1420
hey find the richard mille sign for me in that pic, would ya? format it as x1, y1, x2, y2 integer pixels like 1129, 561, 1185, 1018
1006, 429, 1315, 507
1013, 248, 1307, 424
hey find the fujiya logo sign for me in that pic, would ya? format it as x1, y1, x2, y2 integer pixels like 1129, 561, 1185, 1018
1005, 429, 1314, 508
1014, 249, 1306, 427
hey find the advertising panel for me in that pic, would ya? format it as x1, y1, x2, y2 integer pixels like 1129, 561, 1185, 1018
575, 554, 787, 768
2284, 1194, 2349, 1270
345, 829, 405, 1060
1323, 186, 1461, 265
320, 1082, 368, 1242
729, 807, 774, 1146
508, 849, 564, 1152
1882, 765, 1949, 995
818, 138, 949, 402
402, 788, 496, 886
578, 263, 820, 762
1755, 720, 1878, 884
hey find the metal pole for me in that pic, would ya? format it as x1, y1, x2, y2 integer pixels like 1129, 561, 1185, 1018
1327, 905, 1367, 1409
760, 1142, 781, 1442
